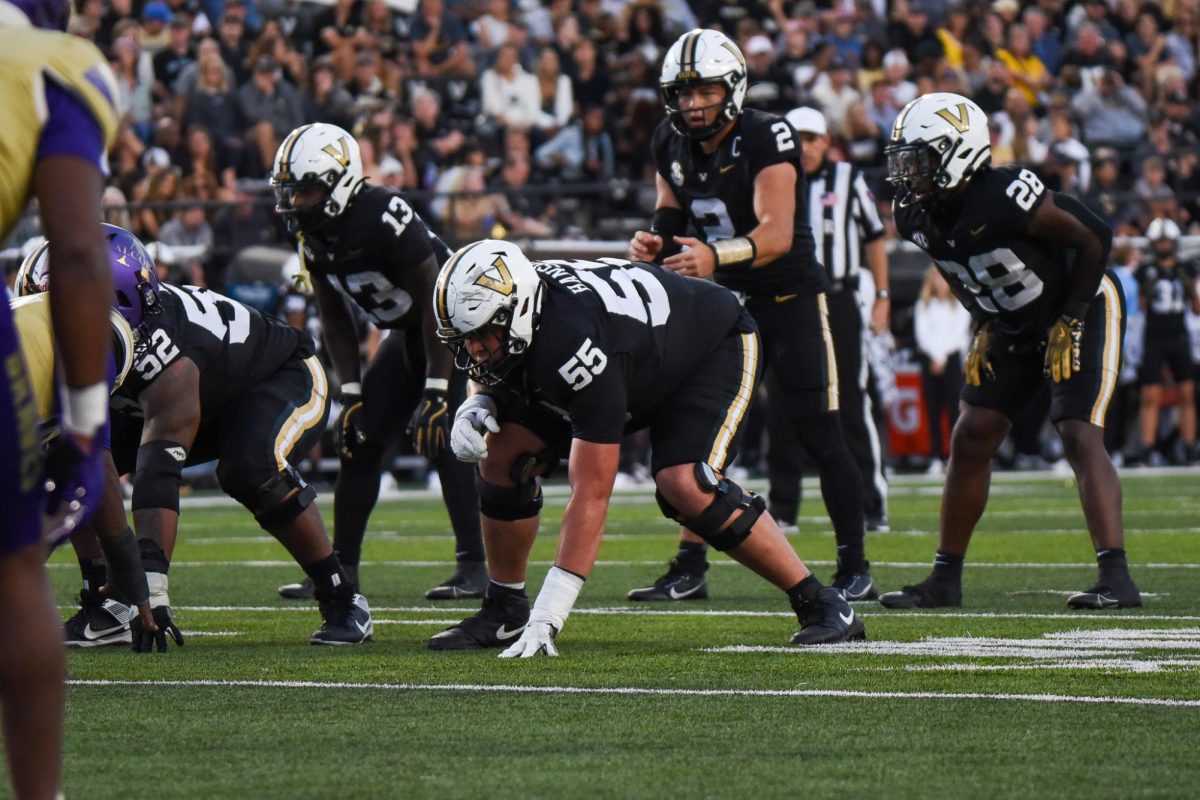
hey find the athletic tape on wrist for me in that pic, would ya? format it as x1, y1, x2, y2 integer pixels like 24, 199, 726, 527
339, 382, 362, 396
708, 237, 757, 268
60, 380, 109, 438
424, 378, 449, 392
532, 566, 585, 628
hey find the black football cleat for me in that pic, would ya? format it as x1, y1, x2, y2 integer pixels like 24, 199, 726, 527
63, 590, 134, 648
428, 586, 530, 650
425, 561, 488, 600
278, 577, 314, 600
879, 574, 962, 609
310, 593, 373, 645
791, 587, 868, 645
831, 565, 879, 601
1067, 581, 1142, 610
627, 559, 708, 601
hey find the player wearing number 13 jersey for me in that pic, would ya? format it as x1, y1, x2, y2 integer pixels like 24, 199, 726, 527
270, 122, 484, 603
628, 28, 872, 605
427, 240, 865, 655
882, 92, 1140, 611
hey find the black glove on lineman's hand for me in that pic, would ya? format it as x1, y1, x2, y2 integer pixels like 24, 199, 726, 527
131, 606, 184, 653
334, 389, 366, 460
407, 389, 449, 459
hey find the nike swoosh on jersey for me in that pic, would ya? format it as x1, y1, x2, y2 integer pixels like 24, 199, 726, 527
775, 294, 798, 303
720, 164, 735, 173
970, 224, 988, 235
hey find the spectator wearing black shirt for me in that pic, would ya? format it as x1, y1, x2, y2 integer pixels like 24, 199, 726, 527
217, 13, 253, 85
569, 35, 610, 110
153, 19, 195, 105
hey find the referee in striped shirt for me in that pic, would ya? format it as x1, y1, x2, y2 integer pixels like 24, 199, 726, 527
768, 107, 892, 531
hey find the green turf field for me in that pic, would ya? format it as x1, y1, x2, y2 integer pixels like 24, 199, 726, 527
43, 471, 1200, 799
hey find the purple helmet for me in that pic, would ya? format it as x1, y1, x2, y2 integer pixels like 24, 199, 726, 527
3, 0, 71, 30
102, 223, 160, 329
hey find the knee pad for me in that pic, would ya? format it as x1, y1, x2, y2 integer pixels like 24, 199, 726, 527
247, 465, 316, 529
476, 471, 543, 522
656, 463, 766, 552
510, 448, 558, 484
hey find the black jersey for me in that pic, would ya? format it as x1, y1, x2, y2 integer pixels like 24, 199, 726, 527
298, 184, 452, 330
504, 258, 746, 444
115, 284, 310, 415
1136, 258, 1199, 338
651, 108, 827, 296
894, 165, 1074, 340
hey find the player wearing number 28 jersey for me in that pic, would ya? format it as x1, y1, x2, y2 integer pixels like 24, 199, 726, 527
882, 92, 1139, 611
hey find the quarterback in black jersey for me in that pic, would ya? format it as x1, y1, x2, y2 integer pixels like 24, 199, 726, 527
881, 92, 1140, 610
627, 28, 874, 604
1133, 218, 1200, 465
96, 228, 372, 646
428, 240, 866, 655
271, 122, 484, 602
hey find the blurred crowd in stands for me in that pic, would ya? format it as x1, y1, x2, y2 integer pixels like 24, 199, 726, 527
8, 0, 1200, 473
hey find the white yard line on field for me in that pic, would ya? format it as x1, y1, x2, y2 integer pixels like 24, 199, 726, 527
65, 678, 1200, 709
95, 605, 1200, 623
47, 559, 1200, 569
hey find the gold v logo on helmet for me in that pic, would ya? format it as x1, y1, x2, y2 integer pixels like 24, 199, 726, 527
322, 138, 351, 168
474, 254, 515, 297
935, 104, 971, 134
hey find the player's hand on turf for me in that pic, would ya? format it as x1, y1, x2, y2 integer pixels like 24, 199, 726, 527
662, 237, 716, 279
334, 388, 366, 460
1044, 315, 1083, 383
451, 394, 499, 463
965, 324, 995, 387
408, 388, 449, 459
41, 432, 104, 545
628, 230, 663, 263
131, 605, 184, 653
498, 619, 559, 658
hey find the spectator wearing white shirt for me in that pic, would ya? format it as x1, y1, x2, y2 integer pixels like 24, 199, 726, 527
914, 266, 973, 473
481, 44, 543, 131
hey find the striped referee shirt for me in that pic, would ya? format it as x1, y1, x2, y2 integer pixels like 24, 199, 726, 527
807, 159, 886, 284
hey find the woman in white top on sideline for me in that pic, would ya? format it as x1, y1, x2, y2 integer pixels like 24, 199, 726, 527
914, 266, 973, 474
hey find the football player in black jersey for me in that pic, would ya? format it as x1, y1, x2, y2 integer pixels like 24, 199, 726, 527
1132, 218, 1200, 465
428, 240, 865, 655
95, 226, 373, 645
880, 92, 1140, 610
626, 28, 875, 603
270, 122, 485, 602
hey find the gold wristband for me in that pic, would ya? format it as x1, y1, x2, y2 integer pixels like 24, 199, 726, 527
708, 237, 757, 268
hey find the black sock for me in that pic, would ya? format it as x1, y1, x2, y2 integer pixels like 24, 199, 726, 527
487, 580, 527, 599
79, 557, 107, 594
675, 541, 708, 572
438, 453, 486, 563
332, 452, 384, 568
836, 544, 867, 575
932, 550, 964, 582
303, 553, 352, 597
786, 574, 823, 616
1097, 548, 1131, 582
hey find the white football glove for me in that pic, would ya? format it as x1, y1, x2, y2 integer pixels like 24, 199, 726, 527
499, 616, 560, 658
450, 393, 500, 463
498, 567, 584, 659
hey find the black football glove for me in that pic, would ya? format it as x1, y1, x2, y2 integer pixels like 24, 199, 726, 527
131, 605, 184, 653
334, 389, 366, 460
407, 389, 450, 460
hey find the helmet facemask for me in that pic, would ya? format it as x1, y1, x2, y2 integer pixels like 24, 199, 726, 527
662, 78, 740, 140
272, 175, 336, 234
886, 141, 944, 207
439, 307, 529, 387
